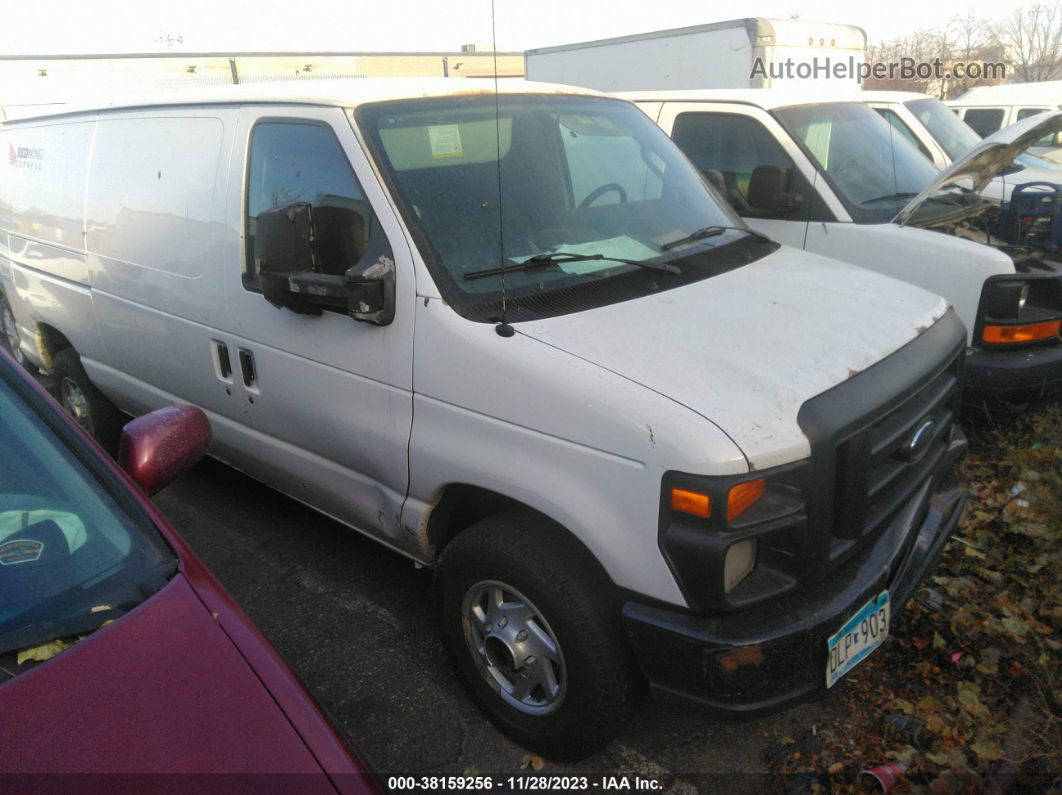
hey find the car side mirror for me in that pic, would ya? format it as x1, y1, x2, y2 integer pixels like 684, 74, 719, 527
255, 203, 322, 315
118, 405, 211, 495
255, 203, 395, 325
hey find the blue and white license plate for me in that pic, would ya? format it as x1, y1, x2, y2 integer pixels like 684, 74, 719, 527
826, 590, 890, 688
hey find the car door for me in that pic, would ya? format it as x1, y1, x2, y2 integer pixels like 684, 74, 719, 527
223, 105, 416, 554
655, 101, 844, 247
85, 108, 251, 466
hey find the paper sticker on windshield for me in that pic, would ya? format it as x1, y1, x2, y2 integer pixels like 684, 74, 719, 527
0, 539, 44, 565
429, 124, 463, 158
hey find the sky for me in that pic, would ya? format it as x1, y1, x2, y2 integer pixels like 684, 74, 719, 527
0, 0, 1017, 56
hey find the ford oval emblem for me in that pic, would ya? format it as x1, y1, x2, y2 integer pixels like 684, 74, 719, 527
901, 418, 936, 462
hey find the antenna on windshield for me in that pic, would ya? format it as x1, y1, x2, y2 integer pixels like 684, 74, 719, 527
491, 0, 515, 338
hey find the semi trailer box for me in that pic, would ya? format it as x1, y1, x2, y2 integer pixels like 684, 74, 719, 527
525, 17, 866, 92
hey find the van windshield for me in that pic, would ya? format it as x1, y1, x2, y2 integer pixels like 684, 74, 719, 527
775, 102, 941, 223
358, 95, 774, 322
904, 98, 981, 162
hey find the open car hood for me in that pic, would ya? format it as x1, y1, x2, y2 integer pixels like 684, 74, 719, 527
894, 110, 1062, 226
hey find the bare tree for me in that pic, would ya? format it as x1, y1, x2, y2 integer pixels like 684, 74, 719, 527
992, 2, 1062, 82
864, 29, 944, 93
944, 12, 1004, 98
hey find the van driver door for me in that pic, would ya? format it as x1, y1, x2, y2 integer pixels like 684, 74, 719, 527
223, 105, 417, 555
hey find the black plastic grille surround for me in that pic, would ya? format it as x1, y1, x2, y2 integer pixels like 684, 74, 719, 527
796, 309, 966, 584
659, 309, 967, 612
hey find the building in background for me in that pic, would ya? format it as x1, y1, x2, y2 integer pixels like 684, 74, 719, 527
0, 47, 524, 116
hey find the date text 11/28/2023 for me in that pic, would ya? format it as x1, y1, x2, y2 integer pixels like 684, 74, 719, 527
387, 776, 664, 791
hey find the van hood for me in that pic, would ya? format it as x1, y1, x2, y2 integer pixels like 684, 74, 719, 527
895, 111, 1062, 225
515, 246, 949, 471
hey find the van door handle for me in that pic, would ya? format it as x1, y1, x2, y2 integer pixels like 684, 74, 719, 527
237, 348, 257, 390
212, 340, 233, 382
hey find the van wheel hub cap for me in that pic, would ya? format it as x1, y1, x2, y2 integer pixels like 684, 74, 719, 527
60, 378, 94, 436
461, 580, 566, 716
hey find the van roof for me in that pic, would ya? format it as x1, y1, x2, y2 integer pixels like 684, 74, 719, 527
856, 90, 935, 103
615, 86, 868, 110
948, 80, 1062, 105
1, 77, 607, 123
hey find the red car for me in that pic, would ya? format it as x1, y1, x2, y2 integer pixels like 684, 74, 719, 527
0, 348, 374, 790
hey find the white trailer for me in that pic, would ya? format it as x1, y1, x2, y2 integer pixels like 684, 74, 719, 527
525, 17, 866, 92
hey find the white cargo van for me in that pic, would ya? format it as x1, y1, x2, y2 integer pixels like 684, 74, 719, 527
947, 81, 1062, 162
1, 79, 968, 758
628, 90, 1062, 403
862, 91, 1062, 201
526, 18, 866, 92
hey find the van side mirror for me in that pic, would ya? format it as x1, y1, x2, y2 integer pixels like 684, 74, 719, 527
256, 203, 323, 315
747, 165, 804, 217
254, 203, 395, 325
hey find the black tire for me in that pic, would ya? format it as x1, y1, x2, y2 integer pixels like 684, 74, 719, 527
0, 294, 36, 373
51, 348, 124, 456
436, 511, 642, 760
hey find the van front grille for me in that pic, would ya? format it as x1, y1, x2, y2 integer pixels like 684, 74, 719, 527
831, 362, 959, 550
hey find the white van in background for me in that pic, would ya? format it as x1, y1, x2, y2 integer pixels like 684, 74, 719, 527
946, 81, 1062, 162
862, 91, 1062, 201
1, 79, 967, 758
627, 90, 1062, 403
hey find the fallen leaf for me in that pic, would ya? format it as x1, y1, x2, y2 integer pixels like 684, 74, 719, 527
17, 639, 71, 666
970, 740, 1006, 761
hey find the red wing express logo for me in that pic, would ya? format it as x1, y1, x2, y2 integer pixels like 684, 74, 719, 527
9, 143, 44, 170
0, 538, 45, 565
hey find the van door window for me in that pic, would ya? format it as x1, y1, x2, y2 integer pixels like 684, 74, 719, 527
962, 108, 1005, 138
670, 112, 831, 222
874, 108, 933, 160
245, 121, 375, 286
1016, 108, 1055, 146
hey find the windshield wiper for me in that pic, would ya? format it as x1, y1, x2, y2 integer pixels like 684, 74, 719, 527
660, 225, 771, 251
463, 251, 680, 281
860, 191, 919, 206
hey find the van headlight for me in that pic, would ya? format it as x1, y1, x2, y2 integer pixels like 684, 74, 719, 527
978, 275, 1062, 347
724, 539, 758, 593
659, 466, 808, 611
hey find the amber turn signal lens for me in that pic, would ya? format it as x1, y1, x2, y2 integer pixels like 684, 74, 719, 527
982, 320, 1061, 345
727, 479, 766, 521
671, 487, 711, 518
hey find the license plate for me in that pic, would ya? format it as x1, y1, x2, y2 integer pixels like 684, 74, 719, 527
826, 590, 890, 688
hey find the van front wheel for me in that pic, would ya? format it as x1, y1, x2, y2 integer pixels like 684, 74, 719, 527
51, 348, 124, 456
436, 512, 641, 760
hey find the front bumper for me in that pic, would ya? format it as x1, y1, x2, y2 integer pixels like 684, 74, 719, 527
964, 343, 1062, 403
622, 427, 967, 718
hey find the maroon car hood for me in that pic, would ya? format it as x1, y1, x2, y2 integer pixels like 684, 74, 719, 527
0, 574, 330, 776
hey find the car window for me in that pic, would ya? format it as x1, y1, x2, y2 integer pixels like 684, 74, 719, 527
359, 95, 772, 323
962, 108, 1005, 138
774, 102, 941, 224
1016, 108, 1055, 146
560, 116, 663, 206
0, 375, 175, 681
670, 112, 830, 221
245, 121, 376, 283
904, 98, 982, 162
874, 108, 933, 160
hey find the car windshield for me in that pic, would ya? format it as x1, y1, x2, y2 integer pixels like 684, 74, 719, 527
0, 372, 176, 679
904, 98, 982, 162
775, 102, 942, 223
358, 95, 772, 322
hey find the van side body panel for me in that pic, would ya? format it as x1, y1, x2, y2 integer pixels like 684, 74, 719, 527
406, 297, 747, 605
